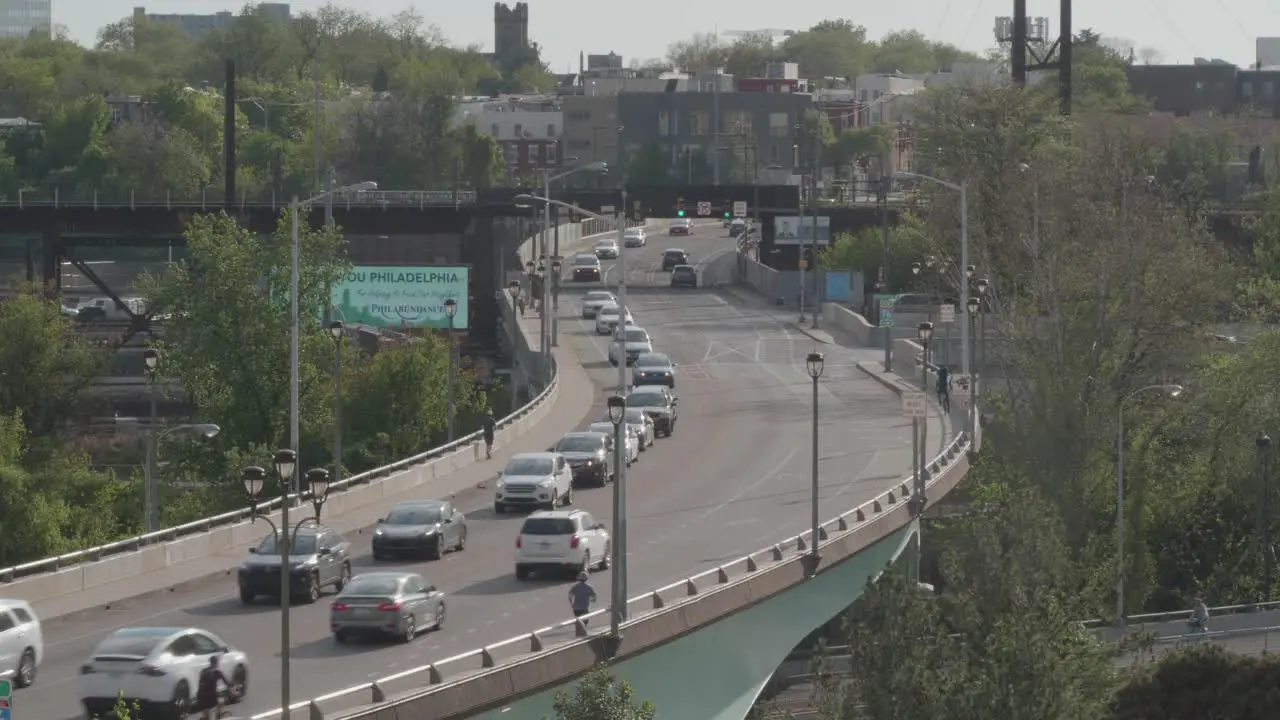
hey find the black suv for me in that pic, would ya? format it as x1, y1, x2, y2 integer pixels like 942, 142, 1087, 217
670, 265, 698, 288
625, 386, 679, 437
662, 249, 689, 271
238, 525, 352, 604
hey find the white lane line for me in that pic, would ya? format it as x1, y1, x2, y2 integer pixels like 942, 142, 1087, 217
694, 449, 797, 522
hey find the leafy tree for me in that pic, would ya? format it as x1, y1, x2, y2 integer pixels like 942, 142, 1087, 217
818, 213, 929, 292
665, 32, 726, 72
779, 21, 872, 80
549, 664, 656, 720
624, 144, 673, 186
1108, 644, 1280, 719
0, 289, 100, 439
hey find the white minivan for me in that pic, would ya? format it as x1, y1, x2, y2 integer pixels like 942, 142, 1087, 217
0, 598, 43, 687
494, 452, 574, 513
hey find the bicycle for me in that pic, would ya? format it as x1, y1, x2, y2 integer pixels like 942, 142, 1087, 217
937, 387, 951, 414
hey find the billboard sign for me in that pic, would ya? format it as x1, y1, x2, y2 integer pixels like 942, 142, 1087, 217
773, 215, 832, 245
331, 266, 470, 329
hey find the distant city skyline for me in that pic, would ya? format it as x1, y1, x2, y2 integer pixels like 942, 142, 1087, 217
56, 1, 1280, 74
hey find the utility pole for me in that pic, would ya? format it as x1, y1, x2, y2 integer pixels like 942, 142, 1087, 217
1008, 0, 1073, 115
712, 68, 721, 185
880, 177, 892, 371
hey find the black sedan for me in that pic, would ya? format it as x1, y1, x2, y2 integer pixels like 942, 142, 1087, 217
625, 386, 679, 437
662, 249, 690, 271
632, 352, 676, 388
670, 265, 698, 288
571, 254, 602, 282
371, 500, 468, 560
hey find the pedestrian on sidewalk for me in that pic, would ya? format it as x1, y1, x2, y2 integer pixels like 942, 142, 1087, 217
569, 571, 597, 624
481, 409, 496, 459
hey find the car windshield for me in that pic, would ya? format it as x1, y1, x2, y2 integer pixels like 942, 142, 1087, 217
674, 267, 695, 275
624, 330, 649, 343
385, 507, 442, 525
573, 255, 597, 266
556, 436, 603, 452
635, 354, 670, 368
585, 292, 613, 302
665, 251, 685, 258
95, 630, 169, 658
627, 392, 666, 407
521, 518, 576, 535
624, 408, 647, 422
258, 533, 317, 555
505, 457, 554, 475
598, 306, 619, 316
587, 423, 615, 434
345, 576, 403, 595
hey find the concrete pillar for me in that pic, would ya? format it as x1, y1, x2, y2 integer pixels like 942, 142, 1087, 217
900, 528, 921, 583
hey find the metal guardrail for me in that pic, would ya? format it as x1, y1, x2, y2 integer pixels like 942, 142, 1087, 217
0, 188, 476, 209
244, 409, 973, 719
1079, 600, 1280, 629
0, 229, 555, 585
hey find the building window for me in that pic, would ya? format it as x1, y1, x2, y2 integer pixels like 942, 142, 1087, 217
658, 110, 670, 136
723, 110, 752, 135
504, 144, 518, 164
490, 123, 499, 136
567, 110, 590, 122
514, 123, 523, 137
569, 139, 590, 149
768, 113, 790, 137
547, 143, 558, 165
526, 144, 537, 164
1243, 82, 1253, 98
1263, 81, 1275, 99
690, 111, 709, 135
769, 144, 778, 163
546, 123, 556, 138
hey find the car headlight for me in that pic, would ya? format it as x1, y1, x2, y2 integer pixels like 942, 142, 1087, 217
374, 528, 383, 536
538, 478, 556, 488
496, 479, 506, 489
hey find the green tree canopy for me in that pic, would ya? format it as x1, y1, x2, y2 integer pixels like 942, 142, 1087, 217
550, 665, 656, 720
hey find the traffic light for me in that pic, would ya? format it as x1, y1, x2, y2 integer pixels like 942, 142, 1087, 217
676, 197, 685, 217
723, 201, 731, 219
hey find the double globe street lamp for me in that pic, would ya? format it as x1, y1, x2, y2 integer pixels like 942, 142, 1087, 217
605, 394, 629, 643
241, 449, 334, 717
328, 320, 345, 486
804, 352, 825, 574
444, 298, 458, 442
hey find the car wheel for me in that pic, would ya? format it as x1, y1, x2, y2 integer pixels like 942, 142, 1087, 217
563, 486, 574, 506
229, 664, 248, 703
427, 536, 443, 561
494, 502, 506, 514
304, 572, 321, 603
580, 552, 592, 575
542, 492, 557, 511
239, 588, 254, 605
455, 527, 467, 552
433, 602, 446, 631
372, 549, 387, 561
334, 630, 349, 644
15, 648, 35, 688
336, 563, 351, 591
400, 616, 417, 644
169, 680, 191, 719
516, 565, 530, 580
599, 544, 611, 570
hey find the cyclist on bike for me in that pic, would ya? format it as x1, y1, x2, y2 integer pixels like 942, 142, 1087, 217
197, 655, 229, 719
936, 366, 952, 411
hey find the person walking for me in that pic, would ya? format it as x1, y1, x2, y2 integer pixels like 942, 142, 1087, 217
569, 571, 597, 625
936, 366, 952, 413
197, 655, 230, 720
481, 409, 496, 459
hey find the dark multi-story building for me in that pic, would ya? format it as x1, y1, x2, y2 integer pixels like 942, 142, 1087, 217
1125, 63, 1241, 116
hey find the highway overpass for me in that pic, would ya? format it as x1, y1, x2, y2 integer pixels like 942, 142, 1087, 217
3, 218, 969, 720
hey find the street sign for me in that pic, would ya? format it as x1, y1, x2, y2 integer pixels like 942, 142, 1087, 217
902, 391, 927, 418
939, 304, 955, 323
0, 677, 10, 720
733, 200, 748, 217
696, 201, 711, 216
600, 205, 615, 213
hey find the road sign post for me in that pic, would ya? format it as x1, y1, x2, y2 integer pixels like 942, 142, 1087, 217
902, 391, 926, 418
939, 304, 955, 323
733, 200, 747, 217
696, 201, 711, 216
0, 678, 11, 720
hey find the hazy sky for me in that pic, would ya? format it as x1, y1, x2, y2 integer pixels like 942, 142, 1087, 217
64, 0, 1280, 72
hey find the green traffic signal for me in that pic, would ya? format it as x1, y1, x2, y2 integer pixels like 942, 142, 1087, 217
723, 212, 730, 218
677, 210, 685, 217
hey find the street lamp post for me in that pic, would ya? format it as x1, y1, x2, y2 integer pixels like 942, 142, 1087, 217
289, 181, 376, 501
543, 162, 608, 348
1116, 384, 1184, 625
917, 322, 934, 506
965, 295, 980, 438
975, 276, 990, 412
606, 394, 627, 640
1260, 433, 1274, 602
805, 352, 825, 573
242, 453, 332, 720
444, 298, 458, 442
328, 321, 344, 485
895, 172, 969, 396
143, 348, 160, 531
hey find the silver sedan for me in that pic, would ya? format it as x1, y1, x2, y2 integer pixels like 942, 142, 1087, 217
330, 572, 445, 644
601, 408, 654, 449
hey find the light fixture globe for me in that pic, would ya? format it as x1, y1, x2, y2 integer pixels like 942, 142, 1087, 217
965, 264, 976, 279
1259, 433, 1273, 451
805, 351, 825, 380
328, 320, 344, 341
444, 298, 458, 319
976, 277, 990, 295
525, 261, 535, 273
143, 347, 159, 372
306, 467, 331, 500
241, 466, 267, 498
966, 297, 981, 314
272, 448, 297, 482
911, 261, 921, 276
551, 258, 562, 271
917, 321, 935, 344
607, 395, 626, 425
1165, 384, 1184, 398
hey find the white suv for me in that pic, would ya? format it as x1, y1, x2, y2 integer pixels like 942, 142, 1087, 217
0, 598, 42, 687
494, 452, 574, 513
594, 304, 634, 335
515, 510, 611, 580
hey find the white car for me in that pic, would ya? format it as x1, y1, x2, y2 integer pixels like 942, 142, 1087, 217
623, 228, 647, 248
608, 325, 654, 366
80, 627, 249, 718
586, 421, 640, 465
594, 304, 634, 334
0, 598, 42, 687
515, 510, 611, 580
594, 240, 619, 259
580, 290, 616, 319
494, 452, 574, 513
601, 408, 654, 450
